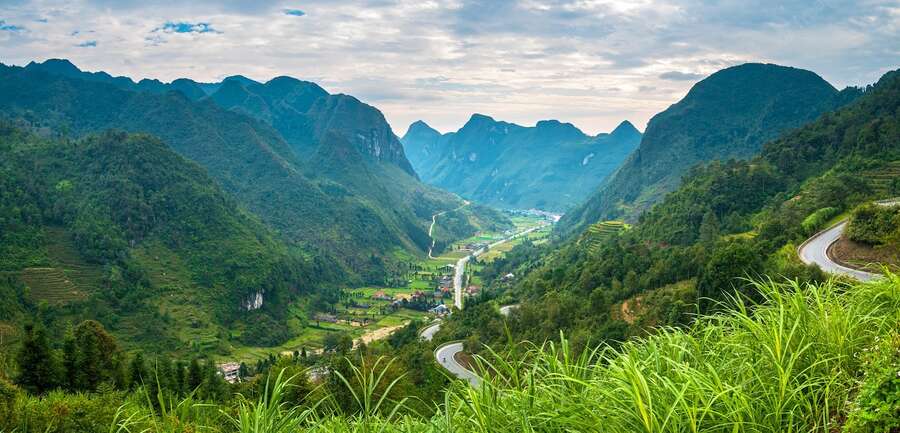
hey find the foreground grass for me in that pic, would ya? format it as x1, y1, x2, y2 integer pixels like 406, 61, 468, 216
4, 275, 899, 432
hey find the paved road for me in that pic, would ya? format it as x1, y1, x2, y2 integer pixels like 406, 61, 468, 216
453, 223, 549, 309
420, 321, 441, 341
798, 221, 879, 281
798, 199, 898, 282
434, 342, 480, 386
428, 222, 549, 385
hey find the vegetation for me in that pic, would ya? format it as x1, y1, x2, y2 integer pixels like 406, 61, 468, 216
2, 276, 898, 432
0, 124, 315, 353
848, 203, 900, 245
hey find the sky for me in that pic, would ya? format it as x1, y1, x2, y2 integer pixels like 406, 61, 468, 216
0, 0, 898, 135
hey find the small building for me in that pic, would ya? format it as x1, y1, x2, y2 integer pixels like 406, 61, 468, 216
466, 285, 480, 296
501, 273, 515, 281
371, 290, 393, 301
430, 304, 450, 315
218, 362, 241, 384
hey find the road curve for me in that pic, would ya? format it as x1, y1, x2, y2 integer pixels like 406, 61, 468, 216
420, 321, 441, 342
798, 221, 879, 281
798, 199, 898, 282
434, 342, 480, 386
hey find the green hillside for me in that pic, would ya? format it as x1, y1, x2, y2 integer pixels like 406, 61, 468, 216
401, 115, 641, 211
0, 124, 312, 353
558, 63, 862, 237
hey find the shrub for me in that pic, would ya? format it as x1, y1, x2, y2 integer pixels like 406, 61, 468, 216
802, 206, 839, 234
844, 331, 900, 433
847, 203, 900, 245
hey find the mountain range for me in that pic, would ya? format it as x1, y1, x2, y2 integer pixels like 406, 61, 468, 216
1, 60, 504, 284
401, 115, 641, 211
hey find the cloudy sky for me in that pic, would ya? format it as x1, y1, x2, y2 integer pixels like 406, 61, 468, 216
0, 0, 898, 134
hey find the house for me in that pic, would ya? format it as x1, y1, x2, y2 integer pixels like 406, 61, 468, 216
218, 362, 241, 383
466, 285, 480, 296
370, 290, 393, 301
501, 272, 516, 281
430, 304, 450, 315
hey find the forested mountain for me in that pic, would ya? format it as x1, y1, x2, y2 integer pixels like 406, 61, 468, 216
448, 67, 899, 353
0, 124, 314, 353
401, 115, 641, 211
0, 60, 499, 284
557, 63, 861, 236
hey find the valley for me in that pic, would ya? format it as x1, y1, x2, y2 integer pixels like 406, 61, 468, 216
1, 10, 898, 429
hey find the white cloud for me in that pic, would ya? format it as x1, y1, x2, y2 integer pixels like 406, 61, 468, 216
0, 0, 897, 135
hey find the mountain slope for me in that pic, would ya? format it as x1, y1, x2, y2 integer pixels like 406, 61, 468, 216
0, 61, 485, 284
558, 63, 859, 236
0, 123, 312, 352
207, 75, 416, 174
401, 115, 641, 211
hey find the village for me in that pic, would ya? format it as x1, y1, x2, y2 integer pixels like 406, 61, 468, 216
216, 213, 553, 382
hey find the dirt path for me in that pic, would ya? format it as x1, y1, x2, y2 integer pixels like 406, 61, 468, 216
428, 201, 470, 259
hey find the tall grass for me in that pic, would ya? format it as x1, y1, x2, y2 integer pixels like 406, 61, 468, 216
436, 276, 899, 433
90, 275, 897, 433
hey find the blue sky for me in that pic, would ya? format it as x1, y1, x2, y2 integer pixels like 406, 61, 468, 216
0, 0, 897, 134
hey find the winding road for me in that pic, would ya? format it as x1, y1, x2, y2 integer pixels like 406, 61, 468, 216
421, 220, 548, 385
797, 199, 898, 281
428, 201, 470, 259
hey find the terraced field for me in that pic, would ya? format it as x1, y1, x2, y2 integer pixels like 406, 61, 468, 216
865, 160, 900, 196
580, 221, 628, 255
18, 228, 103, 305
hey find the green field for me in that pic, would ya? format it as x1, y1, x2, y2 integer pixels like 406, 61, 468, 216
223, 212, 548, 363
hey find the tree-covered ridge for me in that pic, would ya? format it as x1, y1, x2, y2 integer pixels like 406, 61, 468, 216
401, 114, 641, 211
0, 123, 314, 352
459, 67, 899, 352
0, 61, 493, 285
558, 63, 862, 237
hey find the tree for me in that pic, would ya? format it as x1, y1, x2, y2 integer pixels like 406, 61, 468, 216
323, 332, 353, 354
15, 323, 60, 394
698, 240, 763, 311
61, 329, 77, 391
699, 209, 720, 245
128, 352, 147, 389
69, 320, 123, 391
187, 359, 203, 392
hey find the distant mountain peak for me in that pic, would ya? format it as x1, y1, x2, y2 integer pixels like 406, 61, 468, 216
610, 120, 640, 137
222, 75, 261, 87
407, 120, 438, 134
27, 58, 81, 75
466, 113, 496, 124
